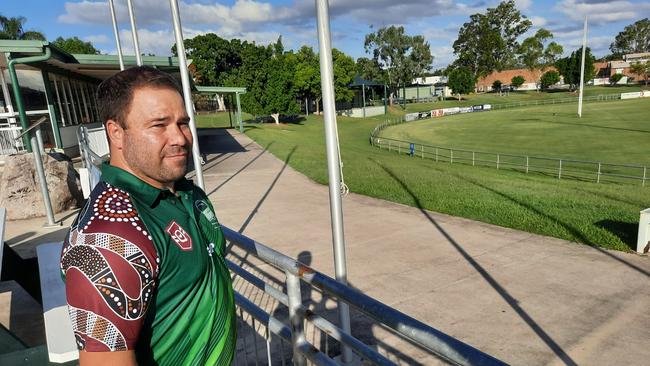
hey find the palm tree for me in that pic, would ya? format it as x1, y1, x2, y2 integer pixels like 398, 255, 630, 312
0, 15, 45, 41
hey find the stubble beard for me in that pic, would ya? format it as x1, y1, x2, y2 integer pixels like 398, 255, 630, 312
123, 136, 189, 187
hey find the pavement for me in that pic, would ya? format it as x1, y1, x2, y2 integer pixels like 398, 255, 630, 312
3, 128, 649, 365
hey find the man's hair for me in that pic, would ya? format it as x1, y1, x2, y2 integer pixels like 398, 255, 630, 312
97, 66, 182, 129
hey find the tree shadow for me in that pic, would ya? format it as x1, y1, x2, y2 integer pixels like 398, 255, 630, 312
206, 142, 274, 197
372, 159, 579, 366
594, 220, 638, 251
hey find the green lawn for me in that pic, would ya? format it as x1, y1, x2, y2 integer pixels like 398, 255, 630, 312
195, 111, 253, 128
401, 85, 649, 113
380, 98, 650, 166
236, 99, 649, 252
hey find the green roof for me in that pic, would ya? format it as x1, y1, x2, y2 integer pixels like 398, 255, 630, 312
196, 86, 246, 94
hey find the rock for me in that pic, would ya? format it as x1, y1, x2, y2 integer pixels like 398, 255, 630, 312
0, 153, 83, 220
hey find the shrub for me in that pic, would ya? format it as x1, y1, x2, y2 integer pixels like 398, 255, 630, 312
609, 73, 624, 85
540, 71, 560, 89
492, 80, 502, 91
511, 75, 525, 88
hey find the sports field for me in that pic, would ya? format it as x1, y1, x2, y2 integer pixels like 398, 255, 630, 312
380, 98, 650, 166
197, 96, 649, 252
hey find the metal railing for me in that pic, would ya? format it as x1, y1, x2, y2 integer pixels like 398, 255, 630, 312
488, 93, 621, 110
224, 227, 507, 366
77, 127, 508, 366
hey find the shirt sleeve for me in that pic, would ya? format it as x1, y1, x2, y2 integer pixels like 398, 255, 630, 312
60, 183, 159, 352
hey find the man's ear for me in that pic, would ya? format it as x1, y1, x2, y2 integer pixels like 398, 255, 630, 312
106, 119, 124, 149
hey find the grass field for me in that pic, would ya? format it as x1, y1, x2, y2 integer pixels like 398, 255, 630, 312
380, 98, 650, 166
401, 85, 648, 113
197, 95, 649, 252
195, 111, 253, 128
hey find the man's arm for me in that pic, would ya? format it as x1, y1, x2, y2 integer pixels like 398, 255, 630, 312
80, 350, 137, 366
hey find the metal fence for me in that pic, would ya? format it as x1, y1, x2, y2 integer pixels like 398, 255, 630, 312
488, 93, 621, 110
77, 126, 507, 366
370, 97, 648, 186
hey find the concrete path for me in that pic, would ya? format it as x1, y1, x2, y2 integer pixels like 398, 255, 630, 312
3, 128, 649, 365
197, 129, 650, 366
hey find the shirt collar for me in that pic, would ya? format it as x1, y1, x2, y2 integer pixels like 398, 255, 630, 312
101, 162, 194, 207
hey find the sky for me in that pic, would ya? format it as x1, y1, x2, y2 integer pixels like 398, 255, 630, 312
4, 0, 650, 69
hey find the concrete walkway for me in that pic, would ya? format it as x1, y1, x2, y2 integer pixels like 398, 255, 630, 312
198, 129, 650, 366
3, 128, 649, 365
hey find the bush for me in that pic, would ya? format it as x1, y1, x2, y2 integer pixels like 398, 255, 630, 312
492, 80, 502, 91
540, 71, 560, 89
511, 75, 525, 88
609, 73, 624, 85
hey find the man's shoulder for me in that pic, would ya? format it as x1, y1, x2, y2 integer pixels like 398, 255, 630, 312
72, 181, 154, 246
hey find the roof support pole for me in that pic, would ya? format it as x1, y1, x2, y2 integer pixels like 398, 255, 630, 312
362, 84, 366, 118
235, 92, 243, 133
315, 0, 352, 363
126, 0, 143, 66
7, 46, 52, 152
108, 0, 125, 70
41, 70, 63, 149
169, 0, 205, 190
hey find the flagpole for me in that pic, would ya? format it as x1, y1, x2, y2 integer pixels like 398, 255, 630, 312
578, 16, 588, 118
315, 0, 353, 363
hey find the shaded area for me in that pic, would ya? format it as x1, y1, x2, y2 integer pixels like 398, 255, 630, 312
196, 128, 248, 154
374, 160, 578, 366
206, 142, 274, 197
595, 220, 638, 251
449, 172, 649, 277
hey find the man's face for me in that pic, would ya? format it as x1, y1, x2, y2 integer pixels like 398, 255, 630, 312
120, 86, 192, 189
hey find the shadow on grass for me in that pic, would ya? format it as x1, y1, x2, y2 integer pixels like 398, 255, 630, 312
595, 220, 638, 251
541, 120, 650, 134
373, 159, 578, 366
443, 169, 649, 277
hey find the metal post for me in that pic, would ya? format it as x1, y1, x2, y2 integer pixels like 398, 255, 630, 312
497, 154, 500, 169
435, 147, 438, 162
558, 159, 563, 179
578, 16, 588, 118
35, 127, 44, 154
236, 92, 243, 133
362, 84, 366, 118
41, 70, 62, 148
472, 151, 475, 166
169, 0, 205, 190
127, 0, 143, 66
643, 167, 646, 187
108, 0, 125, 70
286, 271, 307, 366
597, 162, 601, 183
30, 129, 57, 227
526, 156, 529, 173
383, 84, 387, 114
315, 1, 352, 363
450, 149, 453, 164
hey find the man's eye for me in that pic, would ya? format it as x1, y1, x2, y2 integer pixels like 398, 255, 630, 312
152, 123, 165, 128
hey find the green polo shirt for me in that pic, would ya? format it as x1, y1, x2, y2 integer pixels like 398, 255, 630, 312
101, 163, 236, 366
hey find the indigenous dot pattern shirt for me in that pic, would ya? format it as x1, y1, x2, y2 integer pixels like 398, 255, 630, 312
60, 163, 236, 366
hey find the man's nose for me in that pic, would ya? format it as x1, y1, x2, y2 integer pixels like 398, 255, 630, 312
168, 124, 191, 146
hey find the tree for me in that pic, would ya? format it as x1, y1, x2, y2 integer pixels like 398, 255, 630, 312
0, 14, 45, 40
609, 73, 624, 85
364, 25, 433, 104
492, 80, 502, 91
540, 70, 560, 89
262, 50, 299, 124
52, 36, 99, 54
447, 68, 474, 100
610, 18, 650, 57
517, 28, 563, 90
332, 48, 355, 103
294, 46, 321, 114
555, 47, 596, 91
452, 0, 532, 79
511, 75, 525, 88
630, 61, 650, 85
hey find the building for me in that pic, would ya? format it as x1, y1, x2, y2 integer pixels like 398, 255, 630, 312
0, 40, 245, 161
476, 67, 558, 92
592, 52, 650, 85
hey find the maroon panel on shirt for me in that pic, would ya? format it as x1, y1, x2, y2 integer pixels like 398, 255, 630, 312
61, 184, 159, 352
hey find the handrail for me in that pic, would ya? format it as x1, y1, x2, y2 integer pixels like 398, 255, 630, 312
223, 227, 508, 366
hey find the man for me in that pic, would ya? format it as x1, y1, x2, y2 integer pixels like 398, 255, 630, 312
60, 66, 236, 366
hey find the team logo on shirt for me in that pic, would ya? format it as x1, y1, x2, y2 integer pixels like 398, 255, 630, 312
165, 221, 193, 251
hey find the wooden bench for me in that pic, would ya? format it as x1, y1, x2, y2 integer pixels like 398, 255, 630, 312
37, 242, 78, 363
